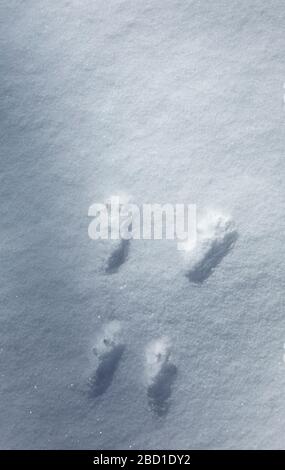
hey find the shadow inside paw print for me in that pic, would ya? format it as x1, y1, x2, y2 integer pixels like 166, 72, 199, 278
89, 344, 125, 397
105, 239, 130, 274
147, 362, 177, 417
186, 230, 238, 283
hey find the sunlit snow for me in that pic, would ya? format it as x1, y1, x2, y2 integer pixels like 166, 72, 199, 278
0, 0, 284, 450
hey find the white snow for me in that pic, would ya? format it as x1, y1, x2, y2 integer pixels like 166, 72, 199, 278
182, 211, 238, 283
0, 0, 285, 450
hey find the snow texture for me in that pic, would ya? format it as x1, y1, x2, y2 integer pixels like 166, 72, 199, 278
0, 0, 285, 450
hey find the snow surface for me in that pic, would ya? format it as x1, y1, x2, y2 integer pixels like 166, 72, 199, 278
0, 0, 285, 450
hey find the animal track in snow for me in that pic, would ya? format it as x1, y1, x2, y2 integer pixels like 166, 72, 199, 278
89, 321, 124, 397
145, 337, 177, 416
105, 238, 130, 274
182, 211, 238, 283
104, 193, 133, 274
